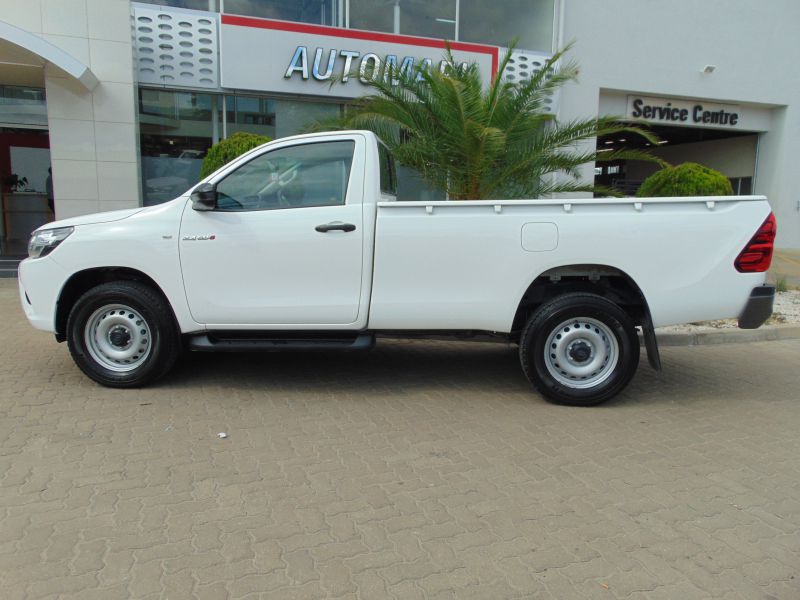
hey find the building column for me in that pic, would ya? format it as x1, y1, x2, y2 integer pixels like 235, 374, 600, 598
755, 107, 799, 248
37, 0, 140, 219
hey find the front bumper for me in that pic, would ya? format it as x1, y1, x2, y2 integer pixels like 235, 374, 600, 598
738, 284, 775, 329
18, 256, 70, 332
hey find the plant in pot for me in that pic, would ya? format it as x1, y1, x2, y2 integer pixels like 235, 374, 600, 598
1, 173, 29, 193
636, 162, 734, 197
200, 132, 272, 179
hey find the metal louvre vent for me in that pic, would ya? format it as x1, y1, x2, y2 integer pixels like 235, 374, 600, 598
131, 3, 219, 89
501, 48, 557, 114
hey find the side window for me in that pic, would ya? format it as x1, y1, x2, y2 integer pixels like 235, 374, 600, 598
215, 140, 355, 211
378, 142, 397, 196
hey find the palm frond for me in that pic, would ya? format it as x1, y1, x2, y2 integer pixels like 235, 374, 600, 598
306, 43, 661, 199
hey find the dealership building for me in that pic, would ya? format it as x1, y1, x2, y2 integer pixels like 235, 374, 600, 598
0, 0, 798, 259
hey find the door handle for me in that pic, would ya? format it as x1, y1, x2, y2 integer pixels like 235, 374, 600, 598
315, 222, 356, 233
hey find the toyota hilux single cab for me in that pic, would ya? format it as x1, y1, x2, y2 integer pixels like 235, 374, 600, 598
19, 131, 777, 405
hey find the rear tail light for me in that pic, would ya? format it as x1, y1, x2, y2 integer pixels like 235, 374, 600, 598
735, 212, 776, 273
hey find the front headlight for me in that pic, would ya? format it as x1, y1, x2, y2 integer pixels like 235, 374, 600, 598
28, 227, 74, 259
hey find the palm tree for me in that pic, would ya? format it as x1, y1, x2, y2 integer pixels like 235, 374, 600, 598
315, 44, 659, 200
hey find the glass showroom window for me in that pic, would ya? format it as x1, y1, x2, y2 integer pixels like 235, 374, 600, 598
350, 0, 456, 39
223, 0, 344, 27
225, 95, 277, 139
135, 0, 219, 10
0, 85, 48, 128
138, 88, 221, 206
139, 88, 343, 206
273, 100, 341, 138
349, 0, 554, 52
224, 95, 341, 139
459, 0, 554, 52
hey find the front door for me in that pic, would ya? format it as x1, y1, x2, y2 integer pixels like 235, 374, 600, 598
179, 138, 364, 326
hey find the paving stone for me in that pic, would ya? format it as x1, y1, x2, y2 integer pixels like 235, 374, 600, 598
1, 280, 800, 598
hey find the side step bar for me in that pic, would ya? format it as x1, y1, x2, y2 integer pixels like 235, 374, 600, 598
188, 333, 375, 352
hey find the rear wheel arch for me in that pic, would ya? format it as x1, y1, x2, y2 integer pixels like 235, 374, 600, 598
55, 267, 176, 342
512, 265, 648, 330
511, 264, 660, 370
519, 292, 641, 406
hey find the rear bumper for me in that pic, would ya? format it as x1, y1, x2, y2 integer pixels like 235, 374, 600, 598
738, 284, 775, 329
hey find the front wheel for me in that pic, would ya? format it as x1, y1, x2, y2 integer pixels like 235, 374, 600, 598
520, 293, 640, 406
66, 281, 181, 388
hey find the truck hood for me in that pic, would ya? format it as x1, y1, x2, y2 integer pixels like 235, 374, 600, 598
37, 207, 147, 231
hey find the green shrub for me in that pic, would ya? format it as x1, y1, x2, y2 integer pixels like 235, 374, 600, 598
776, 276, 789, 293
636, 162, 733, 197
200, 131, 271, 178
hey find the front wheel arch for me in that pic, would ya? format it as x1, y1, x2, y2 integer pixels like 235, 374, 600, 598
55, 267, 176, 342
66, 280, 181, 387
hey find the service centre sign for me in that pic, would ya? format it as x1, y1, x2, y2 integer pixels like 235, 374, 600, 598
220, 15, 499, 99
627, 95, 742, 128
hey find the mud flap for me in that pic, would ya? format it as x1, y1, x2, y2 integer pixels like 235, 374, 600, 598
641, 312, 662, 372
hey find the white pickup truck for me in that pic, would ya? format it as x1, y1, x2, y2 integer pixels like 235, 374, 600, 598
19, 131, 776, 405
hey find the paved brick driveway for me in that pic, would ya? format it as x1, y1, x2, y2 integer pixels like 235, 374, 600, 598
1, 280, 799, 599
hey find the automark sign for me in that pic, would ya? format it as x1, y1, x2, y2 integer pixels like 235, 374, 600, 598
627, 95, 742, 128
220, 15, 499, 99
283, 46, 467, 84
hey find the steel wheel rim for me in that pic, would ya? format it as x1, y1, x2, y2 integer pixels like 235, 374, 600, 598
544, 317, 619, 389
84, 304, 152, 372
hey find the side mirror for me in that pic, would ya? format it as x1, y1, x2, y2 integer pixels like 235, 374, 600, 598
191, 182, 217, 211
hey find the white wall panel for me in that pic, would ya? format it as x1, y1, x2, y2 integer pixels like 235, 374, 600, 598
559, 0, 800, 247
41, 0, 88, 38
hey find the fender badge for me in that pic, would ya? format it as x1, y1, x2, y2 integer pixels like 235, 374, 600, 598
182, 234, 216, 241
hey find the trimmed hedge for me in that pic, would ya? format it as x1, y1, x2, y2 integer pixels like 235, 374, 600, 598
636, 162, 733, 197
200, 131, 271, 178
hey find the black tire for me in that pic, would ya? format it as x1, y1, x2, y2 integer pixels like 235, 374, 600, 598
66, 281, 181, 388
519, 293, 640, 406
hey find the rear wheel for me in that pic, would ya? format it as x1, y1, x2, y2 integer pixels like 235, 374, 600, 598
520, 293, 640, 406
67, 281, 180, 387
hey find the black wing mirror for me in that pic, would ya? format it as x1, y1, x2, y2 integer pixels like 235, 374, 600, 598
191, 182, 217, 211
